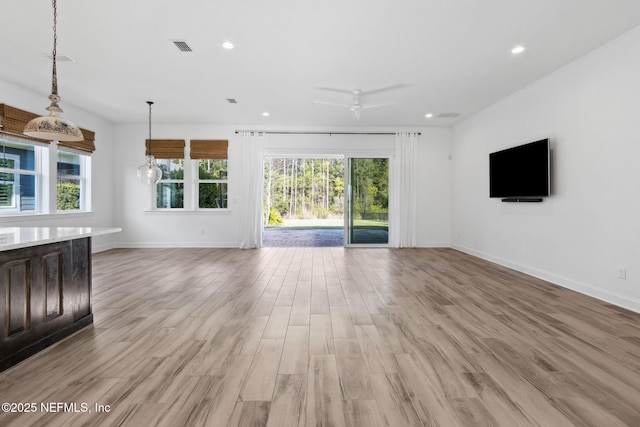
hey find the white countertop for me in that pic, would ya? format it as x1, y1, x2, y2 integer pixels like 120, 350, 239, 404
0, 227, 121, 251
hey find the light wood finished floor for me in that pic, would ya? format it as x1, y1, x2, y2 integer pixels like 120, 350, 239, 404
1, 247, 640, 426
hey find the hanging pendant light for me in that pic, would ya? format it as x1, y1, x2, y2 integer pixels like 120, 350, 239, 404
23, 0, 83, 142
136, 101, 162, 184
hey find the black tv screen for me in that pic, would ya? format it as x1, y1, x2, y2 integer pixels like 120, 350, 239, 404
489, 139, 550, 200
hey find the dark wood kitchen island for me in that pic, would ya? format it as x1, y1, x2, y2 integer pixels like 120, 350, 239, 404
0, 227, 120, 371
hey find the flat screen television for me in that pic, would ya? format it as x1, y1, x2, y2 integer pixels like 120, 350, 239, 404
489, 139, 550, 202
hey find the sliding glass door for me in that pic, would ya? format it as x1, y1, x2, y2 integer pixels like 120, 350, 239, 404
346, 157, 389, 245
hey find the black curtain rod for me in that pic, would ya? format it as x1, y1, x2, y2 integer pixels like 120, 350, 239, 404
234, 131, 421, 136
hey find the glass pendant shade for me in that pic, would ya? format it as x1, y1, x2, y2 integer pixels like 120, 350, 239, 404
137, 101, 162, 184
137, 155, 163, 184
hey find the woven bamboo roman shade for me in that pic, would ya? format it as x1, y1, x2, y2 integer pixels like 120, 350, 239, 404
146, 139, 185, 159
190, 140, 228, 160
0, 104, 96, 152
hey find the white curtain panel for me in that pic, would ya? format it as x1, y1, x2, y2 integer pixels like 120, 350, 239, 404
393, 132, 419, 247
239, 131, 265, 249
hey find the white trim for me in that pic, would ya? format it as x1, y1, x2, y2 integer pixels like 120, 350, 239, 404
415, 242, 451, 248
143, 209, 232, 215
116, 241, 239, 248
0, 211, 95, 222
0, 133, 50, 148
452, 243, 640, 314
92, 241, 118, 253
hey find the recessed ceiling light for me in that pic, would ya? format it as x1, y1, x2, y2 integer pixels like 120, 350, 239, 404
222, 41, 234, 50
425, 113, 433, 118
262, 112, 270, 117
511, 45, 525, 54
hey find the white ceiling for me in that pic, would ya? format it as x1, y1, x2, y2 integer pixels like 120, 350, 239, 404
2, 0, 640, 127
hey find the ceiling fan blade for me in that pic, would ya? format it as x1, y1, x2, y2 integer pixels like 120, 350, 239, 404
362, 102, 396, 110
364, 83, 406, 95
315, 87, 354, 94
314, 100, 351, 108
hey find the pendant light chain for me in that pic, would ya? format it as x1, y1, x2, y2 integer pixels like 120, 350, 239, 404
147, 101, 154, 156
51, 0, 58, 96
148, 102, 153, 141
22, 0, 84, 142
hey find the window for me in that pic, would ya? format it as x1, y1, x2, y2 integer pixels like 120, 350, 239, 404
57, 150, 88, 211
198, 159, 227, 208
156, 159, 185, 208
0, 140, 39, 213
147, 139, 186, 209
0, 154, 21, 209
0, 103, 95, 216
145, 139, 229, 211
192, 140, 228, 209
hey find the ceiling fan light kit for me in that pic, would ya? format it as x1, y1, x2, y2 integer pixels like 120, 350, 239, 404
313, 85, 402, 119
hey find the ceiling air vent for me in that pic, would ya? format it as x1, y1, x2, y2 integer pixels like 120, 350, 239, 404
226, 98, 238, 104
172, 41, 192, 52
436, 112, 461, 118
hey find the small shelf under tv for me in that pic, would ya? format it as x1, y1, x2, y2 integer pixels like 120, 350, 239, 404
501, 197, 543, 203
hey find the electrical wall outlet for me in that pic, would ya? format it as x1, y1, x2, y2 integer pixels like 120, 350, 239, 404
619, 267, 627, 280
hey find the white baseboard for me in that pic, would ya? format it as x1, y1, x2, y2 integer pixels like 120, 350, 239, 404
115, 241, 240, 249
92, 241, 118, 253
415, 242, 451, 248
451, 243, 640, 314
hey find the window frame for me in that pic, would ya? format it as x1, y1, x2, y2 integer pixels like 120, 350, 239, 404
56, 148, 90, 212
0, 138, 43, 215
0, 153, 21, 210
154, 158, 186, 210
195, 158, 228, 210
146, 140, 230, 212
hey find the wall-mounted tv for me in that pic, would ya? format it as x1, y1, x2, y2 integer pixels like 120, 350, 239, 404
489, 138, 550, 202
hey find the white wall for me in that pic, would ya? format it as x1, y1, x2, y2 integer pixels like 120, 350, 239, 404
113, 123, 241, 247
0, 80, 117, 252
115, 125, 451, 248
452, 26, 640, 312
1, 79, 451, 250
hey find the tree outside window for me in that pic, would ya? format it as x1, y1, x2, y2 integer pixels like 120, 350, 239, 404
156, 159, 184, 208
198, 159, 227, 208
57, 151, 83, 210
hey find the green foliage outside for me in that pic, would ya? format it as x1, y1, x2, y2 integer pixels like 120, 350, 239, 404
264, 158, 345, 225
267, 208, 283, 225
156, 159, 228, 209
198, 160, 228, 208
0, 184, 13, 207
156, 160, 184, 208
350, 158, 388, 221
57, 182, 80, 210
263, 158, 389, 226
0, 159, 15, 207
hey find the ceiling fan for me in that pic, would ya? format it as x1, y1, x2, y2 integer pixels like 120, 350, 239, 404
313, 84, 404, 119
